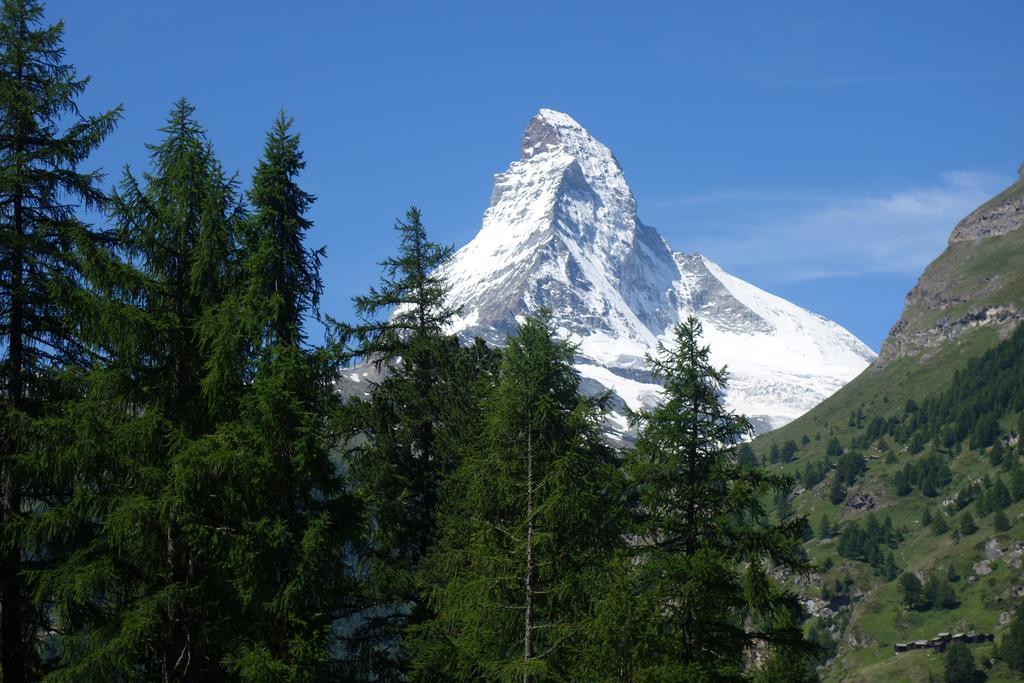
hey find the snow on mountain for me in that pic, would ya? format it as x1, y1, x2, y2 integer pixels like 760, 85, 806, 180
445, 108, 875, 434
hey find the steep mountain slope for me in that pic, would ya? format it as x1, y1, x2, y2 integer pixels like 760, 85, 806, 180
444, 109, 874, 432
754, 167, 1024, 681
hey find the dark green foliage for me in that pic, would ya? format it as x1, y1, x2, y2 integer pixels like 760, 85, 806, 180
806, 619, 837, 670
994, 510, 1010, 532
802, 459, 828, 489
818, 513, 834, 539
865, 416, 886, 442
990, 438, 1005, 466
992, 476, 1012, 510
894, 467, 913, 496
829, 475, 847, 505
943, 642, 977, 683
35, 100, 246, 679
410, 315, 624, 681
969, 413, 1000, 451
736, 442, 758, 468
781, 439, 799, 463
201, 113, 360, 678
894, 453, 952, 498
340, 206, 459, 366
956, 482, 979, 511
932, 512, 950, 535
899, 572, 926, 610
836, 514, 900, 577
1012, 465, 1024, 502
617, 318, 811, 680
337, 207, 489, 677
999, 603, 1024, 674
0, 0, 120, 677
908, 324, 1024, 451
835, 451, 866, 486
959, 512, 978, 536
923, 573, 958, 610
770, 442, 780, 464
826, 436, 843, 457
908, 431, 927, 455
905, 399, 919, 414
829, 450, 866, 504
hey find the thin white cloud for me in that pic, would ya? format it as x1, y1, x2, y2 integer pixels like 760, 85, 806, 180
654, 170, 1009, 283
751, 71, 1019, 87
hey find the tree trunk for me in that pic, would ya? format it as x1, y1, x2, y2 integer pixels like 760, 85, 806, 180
523, 428, 535, 683
1, 466, 24, 683
1, 173, 27, 683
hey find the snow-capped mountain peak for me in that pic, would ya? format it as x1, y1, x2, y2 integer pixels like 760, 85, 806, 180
444, 109, 875, 433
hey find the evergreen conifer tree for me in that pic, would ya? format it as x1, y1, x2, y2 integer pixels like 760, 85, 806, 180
943, 642, 977, 683
899, 572, 925, 610
200, 113, 361, 679
34, 100, 244, 681
959, 512, 978, 536
620, 317, 811, 679
410, 315, 625, 681
819, 513, 833, 539
338, 207, 491, 678
994, 510, 1010, 532
0, 1, 120, 677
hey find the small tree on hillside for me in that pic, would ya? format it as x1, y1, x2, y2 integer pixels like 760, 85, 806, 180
899, 572, 926, 610
943, 642, 977, 683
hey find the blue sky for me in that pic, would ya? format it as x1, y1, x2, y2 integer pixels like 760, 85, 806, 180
54, 1, 1023, 350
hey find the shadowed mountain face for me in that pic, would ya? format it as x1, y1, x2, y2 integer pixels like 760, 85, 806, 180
443, 109, 875, 433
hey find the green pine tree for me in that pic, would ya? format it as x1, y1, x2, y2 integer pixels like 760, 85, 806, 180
0, 0, 120, 678
338, 207, 488, 678
621, 317, 811, 679
819, 513, 833, 539
34, 100, 244, 680
959, 511, 978, 537
203, 113, 361, 679
410, 314, 626, 681
943, 642, 977, 683
994, 510, 1010, 532
899, 572, 925, 610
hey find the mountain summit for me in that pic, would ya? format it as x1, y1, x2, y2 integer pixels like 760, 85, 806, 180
444, 109, 875, 432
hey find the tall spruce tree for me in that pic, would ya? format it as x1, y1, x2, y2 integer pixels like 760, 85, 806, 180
33, 100, 244, 681
622, 317, 811, 680
206, 113, 361, 679
0, 0, 120, 678
338, 208, 482, 678
409, 314, 625, 682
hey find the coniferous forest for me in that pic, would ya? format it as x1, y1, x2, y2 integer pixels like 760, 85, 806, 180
0, 1, 817, 680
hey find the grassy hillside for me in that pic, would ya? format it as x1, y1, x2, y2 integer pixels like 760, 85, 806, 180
752, 325, 1024, 680
750, 185, 1024, 680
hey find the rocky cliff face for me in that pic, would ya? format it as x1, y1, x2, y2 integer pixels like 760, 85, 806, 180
444, 109, 875, 433
948, 197, 1024, 244
878, 174, 1024, 366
